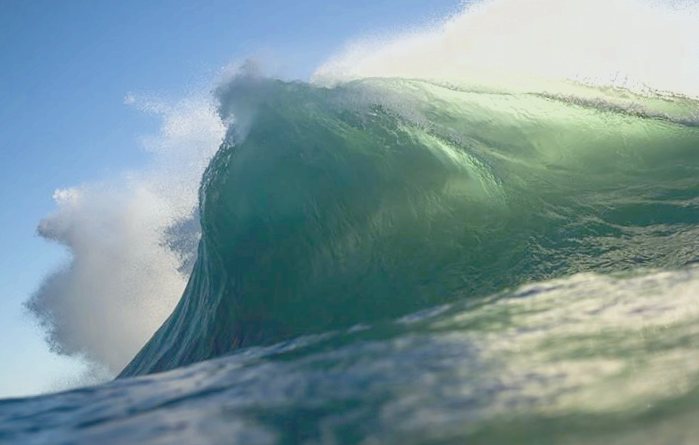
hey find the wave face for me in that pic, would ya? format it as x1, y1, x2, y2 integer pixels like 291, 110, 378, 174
119, 76, 699, 377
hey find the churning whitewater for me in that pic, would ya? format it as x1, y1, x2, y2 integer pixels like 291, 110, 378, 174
4, 0, 699, 444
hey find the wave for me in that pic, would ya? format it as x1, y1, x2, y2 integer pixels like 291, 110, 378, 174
24, 0, 699, 383
120, 74, 699, 376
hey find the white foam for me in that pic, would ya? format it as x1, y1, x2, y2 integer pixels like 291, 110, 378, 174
314, 0, 699, 98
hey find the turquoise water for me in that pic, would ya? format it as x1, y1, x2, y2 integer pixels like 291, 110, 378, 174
3, 77, 699, 444
123, 77, 699, 376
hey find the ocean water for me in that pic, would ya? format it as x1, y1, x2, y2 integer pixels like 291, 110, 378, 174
2, 75, 698, 444
3, 268, 699, 444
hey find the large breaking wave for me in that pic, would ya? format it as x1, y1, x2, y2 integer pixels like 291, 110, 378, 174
27, 0, 699, 381
119, 72, 699, 376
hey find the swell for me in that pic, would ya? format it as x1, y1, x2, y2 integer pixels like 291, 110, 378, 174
120, 77, 699, 377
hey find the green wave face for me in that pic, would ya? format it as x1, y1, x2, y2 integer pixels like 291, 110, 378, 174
120, 77, 699, 377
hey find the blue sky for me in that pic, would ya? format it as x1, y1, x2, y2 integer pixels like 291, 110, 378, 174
0, 0, 461, 398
